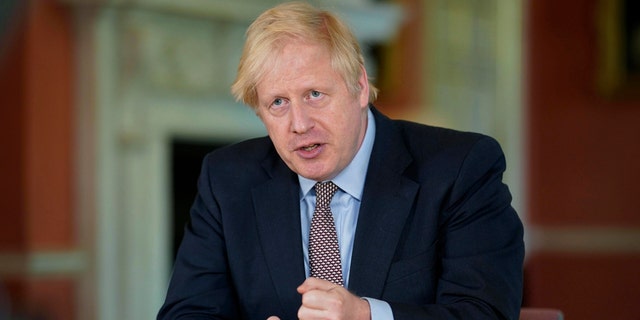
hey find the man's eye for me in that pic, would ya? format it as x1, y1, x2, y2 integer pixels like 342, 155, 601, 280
267, 98, 288, 115
310, 90, 322, 98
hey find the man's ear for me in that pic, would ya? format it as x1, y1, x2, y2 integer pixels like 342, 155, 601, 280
357, 65, 370, 108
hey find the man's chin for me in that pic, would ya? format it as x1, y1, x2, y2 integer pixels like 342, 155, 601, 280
295, 168, 333, 182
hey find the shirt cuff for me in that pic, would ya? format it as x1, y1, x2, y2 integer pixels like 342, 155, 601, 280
362, 297, 394, 320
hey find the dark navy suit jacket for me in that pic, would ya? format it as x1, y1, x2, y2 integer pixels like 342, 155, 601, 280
158, 107, 524, 319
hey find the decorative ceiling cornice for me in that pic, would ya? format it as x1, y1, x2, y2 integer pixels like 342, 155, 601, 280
59, 0, 404, 42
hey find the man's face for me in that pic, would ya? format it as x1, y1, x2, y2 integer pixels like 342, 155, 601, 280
255, 40, 370, 182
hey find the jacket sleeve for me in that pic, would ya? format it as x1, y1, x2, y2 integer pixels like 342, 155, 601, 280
390, 136, 525, 320
157, 154, 239, 319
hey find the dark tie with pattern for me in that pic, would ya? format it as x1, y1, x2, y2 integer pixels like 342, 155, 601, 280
309, 181, 343, 286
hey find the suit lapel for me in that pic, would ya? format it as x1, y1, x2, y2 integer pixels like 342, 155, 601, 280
253, 154, 306, 317
348, 108, 419, 298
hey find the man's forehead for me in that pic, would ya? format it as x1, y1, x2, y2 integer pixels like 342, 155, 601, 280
257, 43, 336, 87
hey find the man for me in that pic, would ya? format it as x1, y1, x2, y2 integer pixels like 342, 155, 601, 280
158, 2, 524, 319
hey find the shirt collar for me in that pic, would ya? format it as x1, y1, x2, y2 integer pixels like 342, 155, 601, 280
299, 108, 376, 200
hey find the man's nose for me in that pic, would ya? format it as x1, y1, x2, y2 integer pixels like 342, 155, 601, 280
289, 102, 314, 134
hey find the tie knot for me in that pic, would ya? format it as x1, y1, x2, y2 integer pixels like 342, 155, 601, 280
315, 181, 338, 208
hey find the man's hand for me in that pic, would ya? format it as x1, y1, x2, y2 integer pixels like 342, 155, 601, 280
296, 277, 371, 320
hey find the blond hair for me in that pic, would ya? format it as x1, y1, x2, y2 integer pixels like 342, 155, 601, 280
231, 1, 378, 109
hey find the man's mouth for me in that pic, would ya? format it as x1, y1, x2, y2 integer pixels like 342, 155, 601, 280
301, 144, 319, 151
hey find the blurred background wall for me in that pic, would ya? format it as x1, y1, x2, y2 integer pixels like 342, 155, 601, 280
0, 0, 638, 319
524, 0, 640, 318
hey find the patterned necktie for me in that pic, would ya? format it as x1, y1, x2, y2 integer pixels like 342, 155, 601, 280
309, 181, 343, 286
